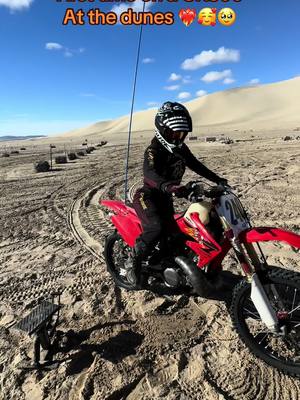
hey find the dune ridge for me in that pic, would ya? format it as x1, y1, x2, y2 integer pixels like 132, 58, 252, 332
59, 77, 300, 139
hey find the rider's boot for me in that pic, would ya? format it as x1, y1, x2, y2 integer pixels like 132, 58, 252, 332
127, 239, 150, 288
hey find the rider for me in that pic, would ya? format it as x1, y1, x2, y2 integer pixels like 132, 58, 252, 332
130, 101, 228, 286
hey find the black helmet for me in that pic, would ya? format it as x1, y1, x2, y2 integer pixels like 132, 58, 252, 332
155, 101, 192, 153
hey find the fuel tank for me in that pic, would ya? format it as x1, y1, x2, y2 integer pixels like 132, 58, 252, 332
184, 201, 212, 226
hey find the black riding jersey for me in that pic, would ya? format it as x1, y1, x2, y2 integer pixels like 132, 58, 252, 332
143, 137, 221, 192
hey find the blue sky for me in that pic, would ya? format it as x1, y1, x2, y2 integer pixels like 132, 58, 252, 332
0, 0, 299, 136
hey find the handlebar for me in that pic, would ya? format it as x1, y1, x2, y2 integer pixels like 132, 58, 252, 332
185, 180, 232, 201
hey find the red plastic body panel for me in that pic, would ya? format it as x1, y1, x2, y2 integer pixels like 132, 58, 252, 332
176, 212, 225, 268
101, 200, 183, 247
111, 215, 142, 247
102, 199, 232, 269
101, 199, 300, 271
101, 200, 142, 247
239, 227, 300, 249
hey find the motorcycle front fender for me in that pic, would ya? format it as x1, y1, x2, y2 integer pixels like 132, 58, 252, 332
239, 227, 300, 249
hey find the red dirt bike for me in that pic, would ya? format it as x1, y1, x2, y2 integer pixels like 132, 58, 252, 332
101, 181, 300, 376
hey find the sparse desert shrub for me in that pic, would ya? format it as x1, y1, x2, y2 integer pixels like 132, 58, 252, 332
101, 141, 107, 146
283, 136, 292, 141
68, 152, 77, 160
96, 144, 102, 147
11, 150, 20, 154
2, 152, 10, 158
82, 142, 88, 146
55, 155, 68, 164
77, 151, 86, 156
89, 146, 96, 151
50, 145, 56, 149
34, 160, 50, 173
20, 147, 26, 150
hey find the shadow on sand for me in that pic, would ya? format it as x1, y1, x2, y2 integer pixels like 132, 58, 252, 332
148, 270, 243, 306
53, 320, 142, 375
49, 271, 242, 375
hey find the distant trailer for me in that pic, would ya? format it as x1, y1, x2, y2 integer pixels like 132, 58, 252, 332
188, 136, 198, 141
205, 137, 216, 142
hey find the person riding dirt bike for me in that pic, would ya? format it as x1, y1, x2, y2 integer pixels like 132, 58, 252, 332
102, 124, 300, 376
130, 101, 228, 286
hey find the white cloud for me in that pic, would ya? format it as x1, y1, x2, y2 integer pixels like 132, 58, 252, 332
223, 78, 236, 85
169, 73, 182, 81
45, 43, 63, 51
64, 50, 73, 58
196, 90, 207, 97
164, 85, 180, 91
182, 76, 192, 84
177, 92, 191, 100
0, 0, 33, 10
249, 78, 260, 85
45, 43, 85, 57
142, 58, 155, 64
201, 69, 232, 83
112, 0, 152, 18
181, 47, 240, 71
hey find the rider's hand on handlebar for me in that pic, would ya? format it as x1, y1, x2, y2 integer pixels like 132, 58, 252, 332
217, 178, 229, 187
168, 184, 191, 199
185, 181, 205, 201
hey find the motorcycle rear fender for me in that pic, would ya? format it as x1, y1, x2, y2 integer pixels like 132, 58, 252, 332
111, 214, 142, 247
239, 227, 300, 249
101, 200, 142, 247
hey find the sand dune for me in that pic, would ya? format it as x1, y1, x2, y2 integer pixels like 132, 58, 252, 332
59, 77, 300, 139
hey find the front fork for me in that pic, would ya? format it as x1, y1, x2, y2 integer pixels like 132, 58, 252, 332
231, 237, 279, 331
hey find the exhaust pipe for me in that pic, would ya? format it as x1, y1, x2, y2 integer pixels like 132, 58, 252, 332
175, 256, 214, 297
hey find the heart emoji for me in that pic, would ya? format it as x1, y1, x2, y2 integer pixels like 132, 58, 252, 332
179, 9, 196, 27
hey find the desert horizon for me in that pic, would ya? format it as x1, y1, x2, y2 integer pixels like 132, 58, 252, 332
1, 76, 300, 146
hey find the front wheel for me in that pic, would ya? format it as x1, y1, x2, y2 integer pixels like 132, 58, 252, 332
104, 231, 138, 290
230, 268, 300, 377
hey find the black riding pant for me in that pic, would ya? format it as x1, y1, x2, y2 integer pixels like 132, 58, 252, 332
132, 188, 175, 250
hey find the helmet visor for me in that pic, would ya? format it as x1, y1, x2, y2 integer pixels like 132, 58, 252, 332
165, 128, 188, 145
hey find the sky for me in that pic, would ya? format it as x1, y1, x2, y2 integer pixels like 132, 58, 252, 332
0, 0, 299, 136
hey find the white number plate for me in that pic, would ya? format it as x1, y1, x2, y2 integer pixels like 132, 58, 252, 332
216, 193, 250, 237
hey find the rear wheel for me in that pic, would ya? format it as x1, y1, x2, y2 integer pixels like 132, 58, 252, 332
104, 231, 138, 290
230, 268, 300, 376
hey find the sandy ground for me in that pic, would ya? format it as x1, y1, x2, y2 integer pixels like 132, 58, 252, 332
0, 132, 299, 400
